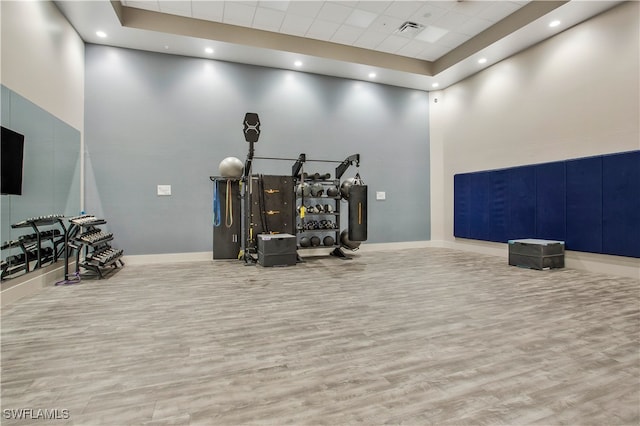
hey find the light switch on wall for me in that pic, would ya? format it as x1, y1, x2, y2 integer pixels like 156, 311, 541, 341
376, 191, 386, 200
157, 185, 172, 196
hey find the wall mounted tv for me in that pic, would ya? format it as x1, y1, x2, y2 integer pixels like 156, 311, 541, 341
1, 126, 25, 195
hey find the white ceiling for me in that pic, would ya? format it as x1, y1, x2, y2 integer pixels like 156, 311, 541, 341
120, 0, 529, 62
55, 1, 622, 91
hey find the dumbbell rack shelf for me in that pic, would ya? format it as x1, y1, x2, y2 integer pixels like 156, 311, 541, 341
67, 215, 124, 279
295, 177, 342, 251
1, 215, 66, 280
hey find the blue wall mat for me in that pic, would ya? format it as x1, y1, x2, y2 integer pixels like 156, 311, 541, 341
602, 151, 640, 257
566, 156, 603, 253
507, 165, 537, 240
453, 174, 471, 238
454, 151, 639, 258
488, 170, 508, 242
536, 161, 566, 241
469, 172, 491, 240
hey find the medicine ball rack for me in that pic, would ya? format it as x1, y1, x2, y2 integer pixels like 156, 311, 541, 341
295, 176, 342, 252
65, 214, 124, 280
1, 215, 66, 280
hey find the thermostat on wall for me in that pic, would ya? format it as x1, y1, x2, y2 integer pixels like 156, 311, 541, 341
157, 185, 171, 196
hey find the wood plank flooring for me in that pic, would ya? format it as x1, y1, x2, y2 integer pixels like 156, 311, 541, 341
1, 248, 638, 425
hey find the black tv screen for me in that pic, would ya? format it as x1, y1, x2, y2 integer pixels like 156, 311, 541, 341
1, 126, 25, 195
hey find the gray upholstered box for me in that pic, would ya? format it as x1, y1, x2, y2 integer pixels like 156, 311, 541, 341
508, 239, 565, 270
257, 233, 297, 267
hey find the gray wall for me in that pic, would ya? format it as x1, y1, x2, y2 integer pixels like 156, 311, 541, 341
85, 45, 430, 255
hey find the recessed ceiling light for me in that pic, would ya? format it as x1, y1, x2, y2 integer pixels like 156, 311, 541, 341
368, 72, 376, 79
478, 58, 487, 64
294, 60, 302, 67
96, 31, 107, 38
549, 20, 561, 28
205, 47, 214, 54
432, 82, 439, 88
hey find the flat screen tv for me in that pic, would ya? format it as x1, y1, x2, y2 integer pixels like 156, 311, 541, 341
1, 126, 25, 195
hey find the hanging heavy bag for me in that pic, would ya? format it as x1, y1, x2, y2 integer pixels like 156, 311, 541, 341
348, 184, 367, 241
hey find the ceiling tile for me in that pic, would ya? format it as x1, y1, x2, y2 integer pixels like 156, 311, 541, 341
223, 2, 257, 27
286, 1, 323, 18
353, 30, 388, 50
416, 43, 450, 61
413, 3, 448, 26
305, 19, 340, 40
258, 1, 290, 12
157, 0, 191, 16
382, 1, 423, 20
450, 0, 495, 17
477, 1, 524, 22
331, 24, 365, 45
280, 13, 314, 36
356, 1, 392, 14
368, 14, 405, 34
396, 39, 431, 58
437, 31, 472, 49
317, 2, 354, 24
253, 6, 286, 31
345, 8, 377, 28
435, 10, 471, 31
456, 17, 495, 37
191, 1, 224, 21
375, 34, 409, 53
414, 25, 448, 43
123, 1, 160, 12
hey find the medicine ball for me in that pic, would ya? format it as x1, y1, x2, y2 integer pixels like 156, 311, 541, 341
218, 157, 243, 178
300, 236, 311, 247
310, 236, 321, 247
323, 236, 335, 246
326, 186, 339, 197
296, 182, 311, 197
340, 178, 355, 200
340, 229, 361, 250
310, 183, 324, 197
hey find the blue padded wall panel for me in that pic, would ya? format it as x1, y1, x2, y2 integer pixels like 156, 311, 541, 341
488, 170, 508, 242
536, 162, 566, 241
602, 151, 640, 258
507, 166, 536, 240
453, 173, 471, 238
469, 172, 491, 241
566, 157, 603, 253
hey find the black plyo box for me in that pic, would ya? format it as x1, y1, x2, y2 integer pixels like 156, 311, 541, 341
508, 239, 565, 270
257, 233, 297, 267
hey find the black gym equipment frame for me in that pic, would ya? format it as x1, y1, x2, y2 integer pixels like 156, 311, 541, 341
241, 153, 360, 263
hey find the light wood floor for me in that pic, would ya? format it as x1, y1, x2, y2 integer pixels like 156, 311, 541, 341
1, 248, 638, 425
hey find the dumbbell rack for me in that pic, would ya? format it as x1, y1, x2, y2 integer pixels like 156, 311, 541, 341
1, 215, 66, 280
67, 215, 124, 279
295, 175, 342, 252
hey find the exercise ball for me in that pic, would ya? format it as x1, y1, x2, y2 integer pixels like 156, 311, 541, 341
326, 186, 339, 197
296, 183, 311, 197
323, 236, 335, 246
300, 236, 311, 247
219, 157, 243, 178
310, 183, 324, 197
310, 236, 321, 247
340, 229, 361, 250
340, 178, 355, 200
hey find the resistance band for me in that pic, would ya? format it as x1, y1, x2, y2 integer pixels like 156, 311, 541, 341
225, 179, 233, 228
213, 180, 221, 227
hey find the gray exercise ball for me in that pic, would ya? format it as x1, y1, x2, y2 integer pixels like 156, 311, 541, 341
219, 157, 243, 178
300, 236, 311, 247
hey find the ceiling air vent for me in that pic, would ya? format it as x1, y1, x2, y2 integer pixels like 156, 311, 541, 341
396, 21, 425, 35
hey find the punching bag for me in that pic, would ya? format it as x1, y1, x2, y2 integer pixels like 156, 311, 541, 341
348, 184, 367, 241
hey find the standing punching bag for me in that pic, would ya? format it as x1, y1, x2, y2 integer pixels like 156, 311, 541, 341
348, 184, 368, 241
